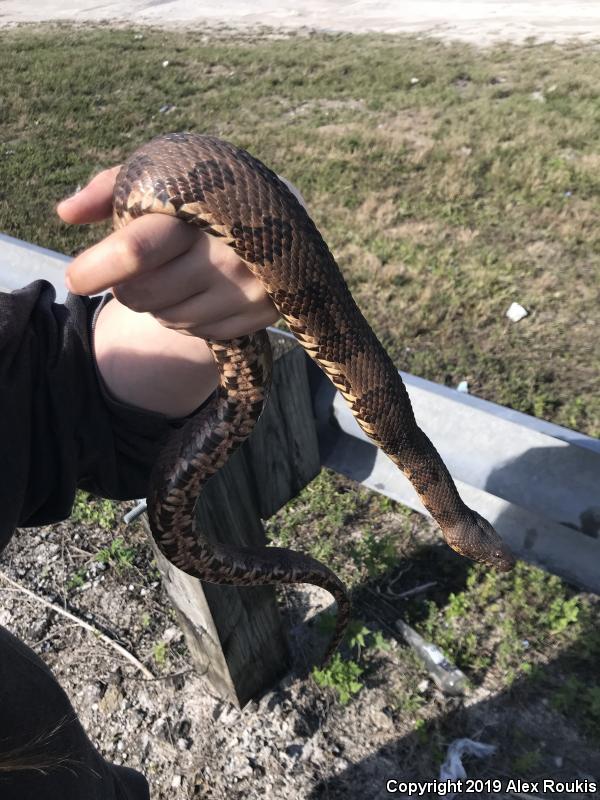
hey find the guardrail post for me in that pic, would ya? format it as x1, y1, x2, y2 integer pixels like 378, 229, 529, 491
145, 334, 321, 707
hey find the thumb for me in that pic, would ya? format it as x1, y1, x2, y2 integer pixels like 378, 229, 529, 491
57, 165, 122, 225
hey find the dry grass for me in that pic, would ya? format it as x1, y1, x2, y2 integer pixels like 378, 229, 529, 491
0, 25, 598, 433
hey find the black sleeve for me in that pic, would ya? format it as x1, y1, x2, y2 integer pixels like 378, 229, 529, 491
0, 279, 185, 552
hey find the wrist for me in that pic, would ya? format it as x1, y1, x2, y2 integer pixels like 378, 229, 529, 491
93, 298, 219, 417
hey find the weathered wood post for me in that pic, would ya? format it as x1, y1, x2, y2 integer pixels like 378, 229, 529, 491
144, 332, 321, 707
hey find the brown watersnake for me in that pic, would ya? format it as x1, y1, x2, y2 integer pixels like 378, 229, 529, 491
113, 132, 515, 663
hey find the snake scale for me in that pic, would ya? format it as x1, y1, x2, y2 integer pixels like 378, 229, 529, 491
113, 132, 515, 663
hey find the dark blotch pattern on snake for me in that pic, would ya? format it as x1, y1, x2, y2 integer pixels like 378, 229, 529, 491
113, 132, 516, 664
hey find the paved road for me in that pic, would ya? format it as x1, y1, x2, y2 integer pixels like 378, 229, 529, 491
1, 0, 600, 44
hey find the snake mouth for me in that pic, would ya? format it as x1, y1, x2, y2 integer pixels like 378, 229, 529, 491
472, 511, 516, 571
487, 545, 517, 572
446, 510, 516, 572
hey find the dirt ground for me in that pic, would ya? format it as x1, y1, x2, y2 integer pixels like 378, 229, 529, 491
1, 497, 599, 800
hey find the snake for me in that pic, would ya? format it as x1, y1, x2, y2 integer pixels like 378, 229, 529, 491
112, 132, 515, 664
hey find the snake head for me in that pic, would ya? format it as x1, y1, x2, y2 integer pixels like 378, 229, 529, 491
447, 510, 516, 572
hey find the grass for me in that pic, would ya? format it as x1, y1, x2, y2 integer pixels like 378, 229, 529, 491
0, 25, 598, 436
71, 490, 119, 530
95, 536, 136, 571
416, 561, 581, 679
265, 469, 409, 586
1, 23, 599, 773
152, 640, 169, 667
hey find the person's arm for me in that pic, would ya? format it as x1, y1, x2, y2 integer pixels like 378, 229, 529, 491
0, 281, 183, 548
0, 164, 292, 549
93, 299, 219, 418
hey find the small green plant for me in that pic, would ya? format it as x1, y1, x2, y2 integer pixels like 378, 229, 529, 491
512, 748, 542, 775
313, 653, 364, 704
418, 561, 583, 678
543, 595, 580, 634
413, 718, 428, 744
318, 614, 392, 657
350, 529, 397, 578
67, 570, 86, 590
141, 613, 151, 629
394, 689, 425, 715
312, 616, 392, 703
152, 641, 168, 666
71, 490, 118, 530
445, 591, 471, 619
310, 537, 334, 563
267, 470, 363, 545
95, 537, 136, 571
370, 630, 392, 653
346, 620, 371, 654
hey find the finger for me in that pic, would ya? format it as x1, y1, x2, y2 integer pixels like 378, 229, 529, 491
66, 214, 199, 295
112, 229, 241, 312
57, 166, 122, 224
198, 307, 280, 340
151, 288, 279, 339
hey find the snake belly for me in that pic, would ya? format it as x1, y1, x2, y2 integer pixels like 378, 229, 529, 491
113, 132, 515, 664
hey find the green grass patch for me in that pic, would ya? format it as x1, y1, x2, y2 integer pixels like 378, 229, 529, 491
71, 490, 119, 530
416, 561, 583, 678
0, 26, 597, 435
266, 469, 409, 586
95, 536, 136, 571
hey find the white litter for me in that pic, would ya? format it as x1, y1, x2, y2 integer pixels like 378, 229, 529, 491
456, 380, 469, 393
440, 738, 496, 790
410, 77, 420, 84
506, 301, 528, 322
162, 60, 170, 67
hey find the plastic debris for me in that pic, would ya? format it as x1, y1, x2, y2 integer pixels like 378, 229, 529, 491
162, 60, 170, 68
410, 77, 420, 85
440, 738, 496, 783
159, 104, 177, 114
506, 302, 528, 322
395, 619, 468, 695
456, 380, 469, 393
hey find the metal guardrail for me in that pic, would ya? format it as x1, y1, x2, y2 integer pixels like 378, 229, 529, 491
2, 232, 599, 592
0, 233, 71, 300
309, 358, 600, 593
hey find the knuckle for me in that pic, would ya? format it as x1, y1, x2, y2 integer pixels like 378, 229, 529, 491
114, 229, 146, 275
114, 284, 145, 312
152, 310, 190, 331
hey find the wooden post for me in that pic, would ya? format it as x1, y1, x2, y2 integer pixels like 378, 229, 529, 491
145, 333, 321, 707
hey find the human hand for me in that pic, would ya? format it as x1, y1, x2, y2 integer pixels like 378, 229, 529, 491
57, 166, 280, 339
